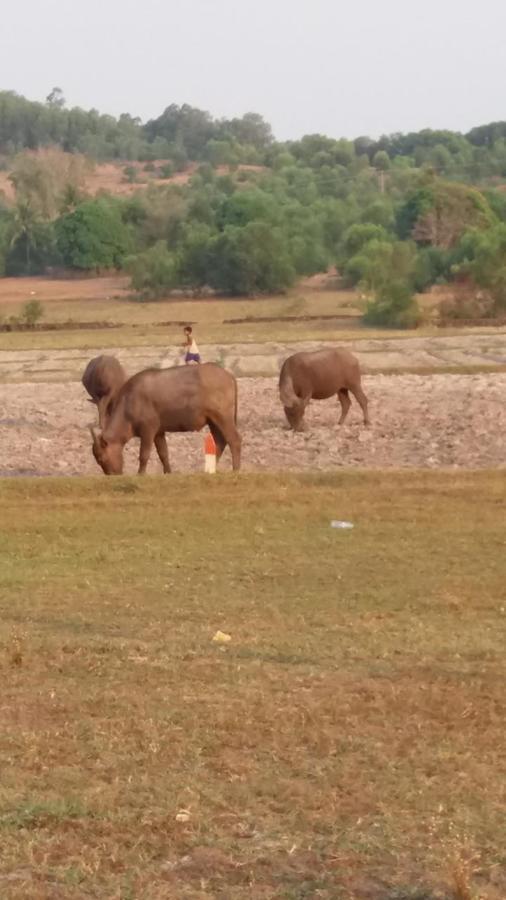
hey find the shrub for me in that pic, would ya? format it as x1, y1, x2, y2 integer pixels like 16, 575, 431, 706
21, 299, 44, 327
439, 288, 496, 320
123, 165, 137, 184
55, 199, 133, 271
364, 279, 422, 329
126, 241, 179, 299
413, 246, 451, 292
158, 162, 174, 179
206, 222, 295, 295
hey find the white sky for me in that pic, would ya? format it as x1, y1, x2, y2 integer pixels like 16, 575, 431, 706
2, 0, 505, 140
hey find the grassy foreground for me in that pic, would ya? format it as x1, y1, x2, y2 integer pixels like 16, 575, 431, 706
0, 472, 504, 899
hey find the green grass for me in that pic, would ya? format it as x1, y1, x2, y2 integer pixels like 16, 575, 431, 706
0, 472, 504, 899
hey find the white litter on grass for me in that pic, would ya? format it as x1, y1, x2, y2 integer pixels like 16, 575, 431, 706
175, 809, 191, 823
330, 520, 354, 529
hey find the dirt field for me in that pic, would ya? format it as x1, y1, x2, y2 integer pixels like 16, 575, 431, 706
0, 372, 504, 477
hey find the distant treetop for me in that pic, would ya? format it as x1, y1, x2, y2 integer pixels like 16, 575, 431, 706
2, 90, 506, 180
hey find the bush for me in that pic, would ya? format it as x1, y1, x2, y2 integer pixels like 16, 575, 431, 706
55, 199, 133, 271
20, 299, 44, 327
413, 246, 451, 292
207, 222, 296, 295
158, 162, 174, 179
364, 279, 421, 329
126, 241, 179, 299
342, 223, 389, 257
439, 287, 496, 320
123, 165, 137, 184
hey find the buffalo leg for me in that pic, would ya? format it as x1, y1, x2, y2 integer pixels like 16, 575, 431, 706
337, 388, 351, 425
154, 433, 171, 474
227, 427, 242, 471
294, 398, 310, 432
350, 385, 370, 426
209, 417, 242, 471
138, 429, 155, 474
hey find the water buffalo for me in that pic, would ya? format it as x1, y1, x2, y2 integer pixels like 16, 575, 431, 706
279, 348, 369, 431
89, 363, 241, 475
82, 355, 127, 427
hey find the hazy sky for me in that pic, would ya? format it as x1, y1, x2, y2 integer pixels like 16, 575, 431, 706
1, 0, 505, 140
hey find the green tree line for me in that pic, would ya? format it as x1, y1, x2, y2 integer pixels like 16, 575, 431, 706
3, 91, 506, 325
3, 89, 506, 178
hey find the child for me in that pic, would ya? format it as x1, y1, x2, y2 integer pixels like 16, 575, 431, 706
182, 326, 201, 365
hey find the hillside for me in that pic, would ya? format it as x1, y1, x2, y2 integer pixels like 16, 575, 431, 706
0, 155, 266, 204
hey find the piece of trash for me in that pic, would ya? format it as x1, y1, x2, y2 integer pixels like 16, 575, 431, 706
212, 630, 232, 643
175, 809, 191, 823
330, 520, 354, 529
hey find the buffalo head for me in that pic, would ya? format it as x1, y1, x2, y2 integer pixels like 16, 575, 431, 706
89, 426, 124, 475
283, 404, 305, 432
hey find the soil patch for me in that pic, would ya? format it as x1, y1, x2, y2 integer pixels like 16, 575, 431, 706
0, 373, 504, 477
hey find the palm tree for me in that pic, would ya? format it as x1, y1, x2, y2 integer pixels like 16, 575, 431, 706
9, 200, 39, 273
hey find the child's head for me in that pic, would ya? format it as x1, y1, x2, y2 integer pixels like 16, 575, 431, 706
184, 326, 192, 336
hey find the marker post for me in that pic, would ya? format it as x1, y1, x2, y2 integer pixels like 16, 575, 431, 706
204, 432, 217, 474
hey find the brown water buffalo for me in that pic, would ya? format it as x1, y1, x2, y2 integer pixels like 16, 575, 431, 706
279, 348, 369, 431
82, 355, 127, 427
89, 363, 241, 475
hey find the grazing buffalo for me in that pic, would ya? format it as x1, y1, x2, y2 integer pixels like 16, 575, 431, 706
82, 355, 127, 427
279, 348, 369, 431
89, 363, 241, 475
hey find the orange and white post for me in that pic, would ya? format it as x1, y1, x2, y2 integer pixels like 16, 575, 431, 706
204, 432, 217, 474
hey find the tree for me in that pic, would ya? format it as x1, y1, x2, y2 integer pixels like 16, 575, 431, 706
46, 87, 65, 109
0, 204, 13, 275
397, 180, 495, 249
364, 279, 421, 329
218, 189, 280, 228
126, 241, 179, 299
458, 224, 506, 311
207, 222, 295, 294
360, 199, 394, 229
373, 150, 390, 171
225, 112, 273, 151
177, 223, 215, 288
9, 149, 91, 220
345, 240, 417, 292
341, 223, 390, 258
55, 199, 132, 270
8, 200, 40, 272
373, 150, 390, 193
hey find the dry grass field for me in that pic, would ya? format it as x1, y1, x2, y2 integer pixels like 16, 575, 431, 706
0, 472, 504, 899
1, 275, 501, 353
0, 275, 368, 350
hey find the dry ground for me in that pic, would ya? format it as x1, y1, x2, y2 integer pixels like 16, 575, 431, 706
2, 275, 506, 354
0, 373, 505, 477
0, 276, 367, 350
0, 472, 504, 899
